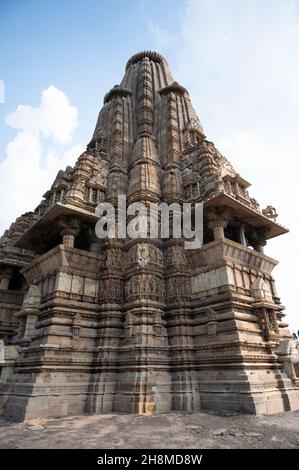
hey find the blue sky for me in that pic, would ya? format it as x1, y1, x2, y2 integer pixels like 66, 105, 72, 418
0, 0, 183, 149
0, 0, 299, 330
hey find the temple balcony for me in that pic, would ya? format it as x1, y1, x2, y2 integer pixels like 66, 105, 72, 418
191, 238, 278, 274
20, 244, 103, 305
190, 238, 281, 306
202, 192, 288, 242
15, 202, 101, 255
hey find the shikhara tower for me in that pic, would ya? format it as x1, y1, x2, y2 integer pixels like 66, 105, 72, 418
0, 51, 298, 420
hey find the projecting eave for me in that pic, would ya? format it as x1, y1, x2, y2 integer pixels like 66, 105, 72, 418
15, 203, 97, 250
223, 173, 251, 189
0, 258, 26, 268
203, 192, 289, 239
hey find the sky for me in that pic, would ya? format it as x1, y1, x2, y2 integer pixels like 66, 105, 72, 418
0, 0, 298, 331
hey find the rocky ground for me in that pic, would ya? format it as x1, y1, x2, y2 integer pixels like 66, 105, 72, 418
0, 410, 298, 449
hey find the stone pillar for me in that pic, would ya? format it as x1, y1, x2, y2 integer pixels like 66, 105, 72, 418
257, 307, 271, 341
88, 227, 101, 254
257, 245, 264, 254
211, 223, 225, 240
0, 278, 10, 290
248, 227, 269, 254
88, 187, 93, 202
90, 240, 100, 253
56, 216, 81, 248
257, 306, 280, 341
234, 181, 240, 196
239, 224, 247, 246
62, 233, 75, 247
270, 310, 280, 334
0, 268, 13, 290
255, 240, 266, 254
60, 188, 65, 202
207, 208, 231, 241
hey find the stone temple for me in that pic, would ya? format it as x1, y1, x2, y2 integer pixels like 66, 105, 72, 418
0, 51, 298, 421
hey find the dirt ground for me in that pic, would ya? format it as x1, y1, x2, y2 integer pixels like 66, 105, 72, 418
0, 410, 298, 449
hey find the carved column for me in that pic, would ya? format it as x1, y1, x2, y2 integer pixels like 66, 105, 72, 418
56, 216, 81, 248
0, 277, 10, 290
239, 224, 247, 246
62, 232, 75, 247
269, 310, 280, 334
165, 240, 200, 412
88, 227, 101, 254
0, 267, 13, 290
115, 233, 170, 415
257, 308, 270, 341
86, 239, 124, 413
207, 208, 231, 241
248, 227, 269, 254
255, 239, 266, 254
257, 306, 280, 341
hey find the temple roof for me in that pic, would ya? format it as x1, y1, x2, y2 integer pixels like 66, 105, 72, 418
125, 50, 167, 70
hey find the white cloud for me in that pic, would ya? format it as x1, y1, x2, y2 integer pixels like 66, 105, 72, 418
5, 85, 78, 144
0, 86, 84, 234
148, 20, 176, 50
0, 80, 4, 103
149, 0, 299, 330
